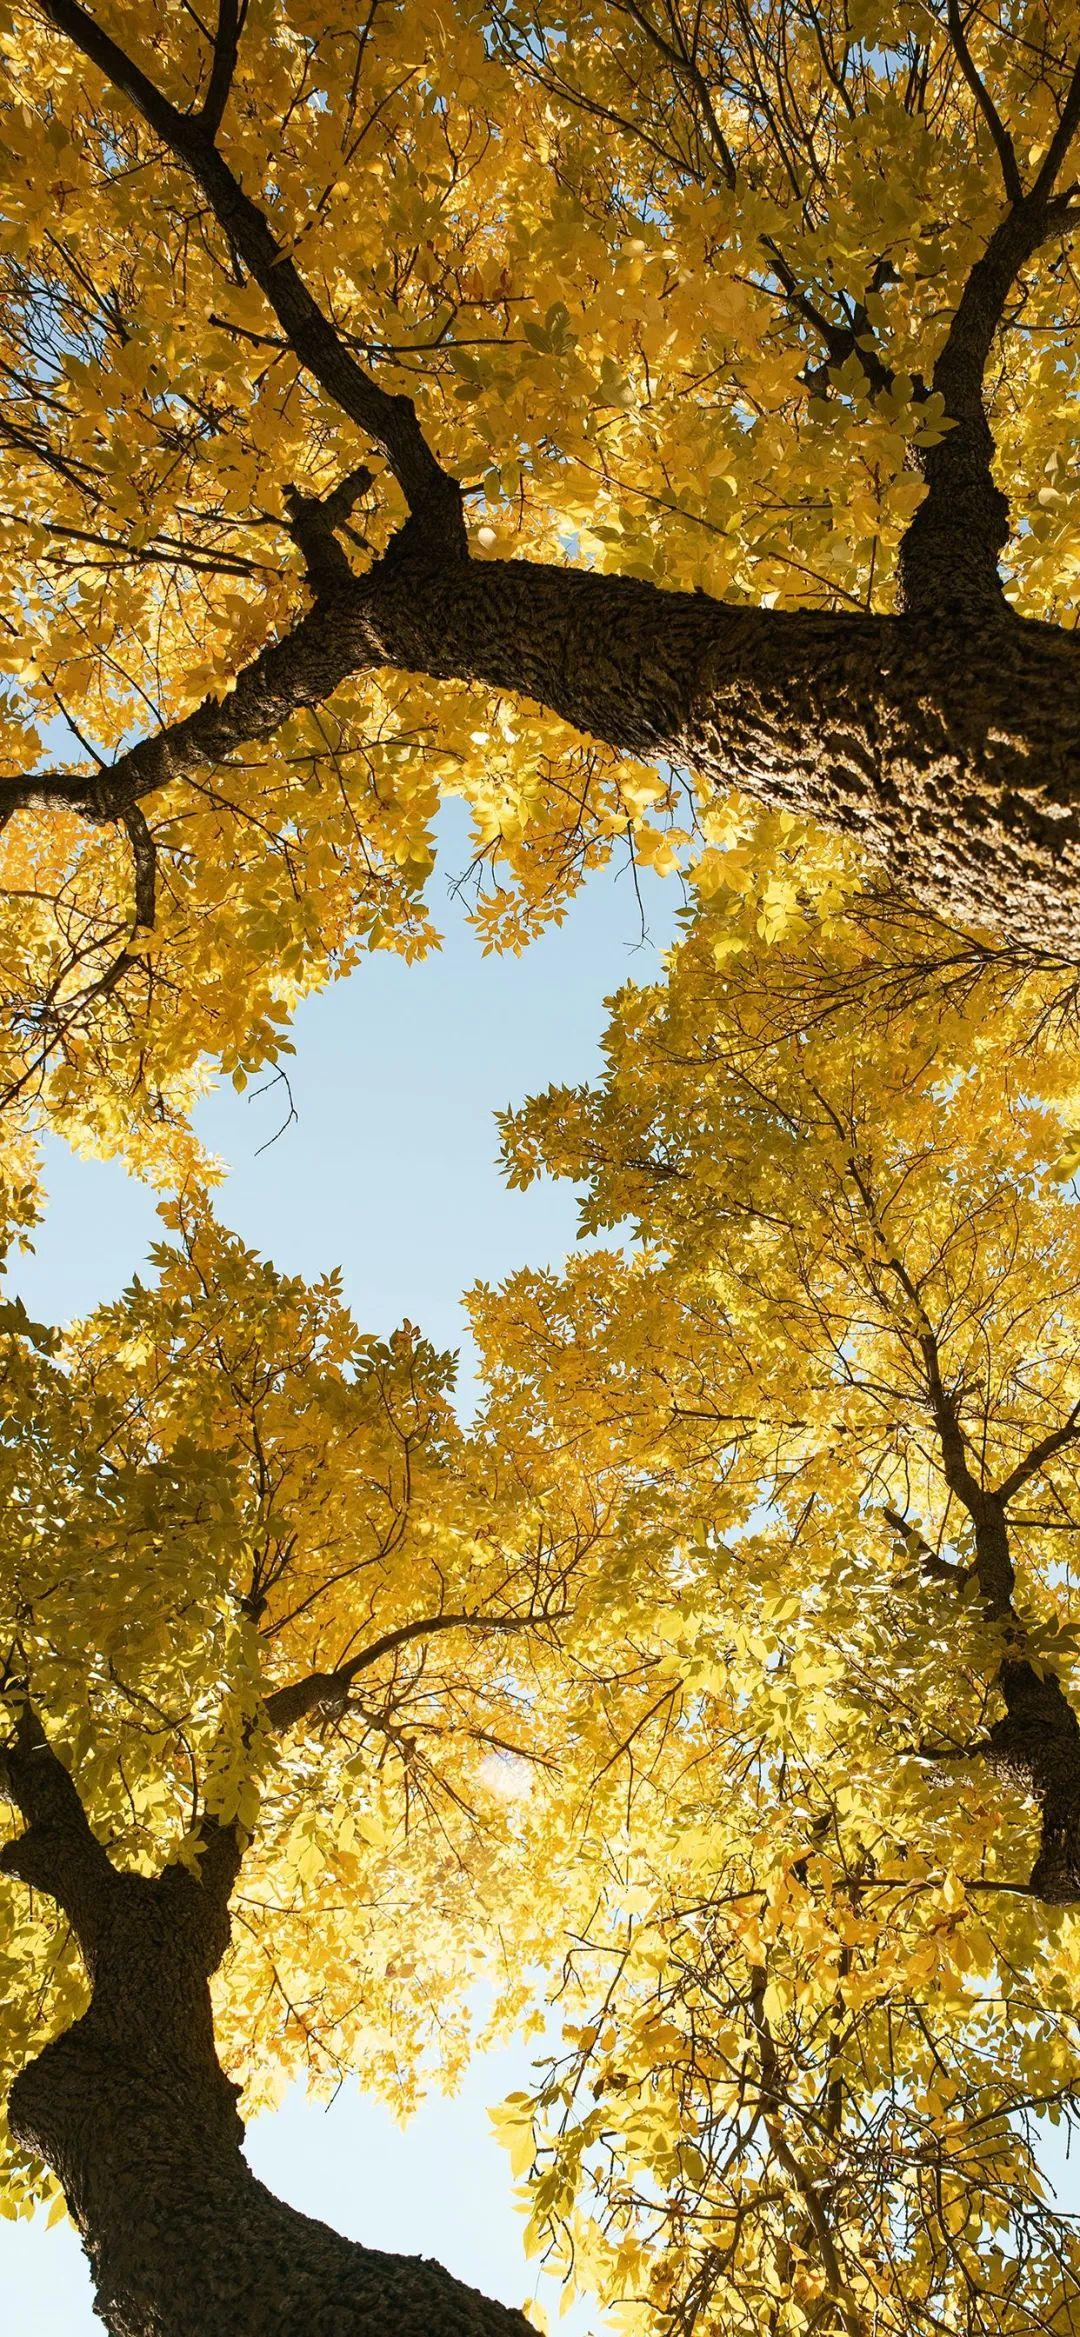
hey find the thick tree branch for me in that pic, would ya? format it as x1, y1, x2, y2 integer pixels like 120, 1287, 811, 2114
916, 1331, 1000, 1566
154, 1810, 246, 1977
122, 800, 156, 930
995, 1397, 1080, 1506
0, 1700, 122, 1961
281, 460, 373, 598
900, 182, 1080, 616
505, 0, 1079, 615
200, 0, 246, 140
913, 1357, 1080, 1903
7, 544, 1080, 952
882, 1503, 972, 1587
887, 1369, 1080, 1902
888, 1293, 1080, 1899
761, 237, 897, 400
0, 1703, 532, 2335
264, 1607, 536, 1735
842, 1154, 1080, 1902
945, 0, 1023, 204
0, 1693, 244, 1976
18, 1, 1080, 967
1, 572, 377, 823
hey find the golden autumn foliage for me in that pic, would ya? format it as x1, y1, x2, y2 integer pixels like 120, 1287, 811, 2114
0, 0, 1079, 1171
1, 2, 1080, 2333
0, 1204, 610, 2191
471, 900, 1080, 2333
3, 890, 1080, 2333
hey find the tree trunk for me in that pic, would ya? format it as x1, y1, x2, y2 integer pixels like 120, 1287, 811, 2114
8, 1877, 533, 2337
988, 1660, 1080, 1905
355, 556, 1080, 955
929, 1472, 1080, 1905
18, 543, 1080, 959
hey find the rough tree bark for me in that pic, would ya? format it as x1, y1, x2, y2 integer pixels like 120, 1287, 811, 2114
12, 557, 1080, 955
901, 1463, 1080, 1903
933, 1419, 1080, 1905
9, 0, 1080, 956
840, 1134, 1080, 1900
0, 1705, 534, 2337
881, 1252, 1080, 1902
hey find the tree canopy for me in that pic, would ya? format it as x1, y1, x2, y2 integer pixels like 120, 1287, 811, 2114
2, 3, 1080, 2334
0, 1204, 605, 2327
5, 891, 1080, 2332
1, 0, 1080, 1180
475, 893, 1080, 2334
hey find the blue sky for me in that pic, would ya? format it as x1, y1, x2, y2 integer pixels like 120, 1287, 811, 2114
12, 805, 676, 1393
0, 808, 678, 2333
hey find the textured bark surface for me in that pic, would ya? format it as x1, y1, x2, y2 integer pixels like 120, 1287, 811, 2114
359, 562, 1080, 954
989, 1660, 1080, 1905
0, 1714, 533, 2337
12, 2009, 532, 2337
919, 1352, 1080, 1903
898, 189, 1079, 620
12, 545, 1080, 956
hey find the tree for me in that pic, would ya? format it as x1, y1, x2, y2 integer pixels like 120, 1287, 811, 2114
5, 889, 1080, 2337
0, 1202, 607, 2335
469, 893, 1080, 2333
1, 1, 1080, 1173
4, 8, 1080, 2328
